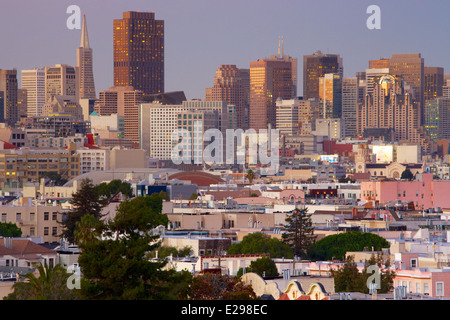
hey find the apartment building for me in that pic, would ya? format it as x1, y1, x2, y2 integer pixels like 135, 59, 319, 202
0, 199, 65, 243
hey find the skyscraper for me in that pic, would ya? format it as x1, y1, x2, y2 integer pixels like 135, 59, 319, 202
21, 68, 45, 117
341, 77, 359, 138
249, 58, 295, 130
424, 67, 444, 103
388, 53, 424, 124
360, 74, 431, 153
113, 11, 164, 95
94, 86, 143, 144
303, 51, 342, 100
205, 65, 248, 129
44, 64, 79, 102
77, 14, 96, 100
0, 69, 18, 124
318, 73, 342, 119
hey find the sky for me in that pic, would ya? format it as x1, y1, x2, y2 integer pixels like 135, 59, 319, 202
1, 0, 449, 100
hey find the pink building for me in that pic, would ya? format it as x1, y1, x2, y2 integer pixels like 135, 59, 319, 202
360, 173, 450, 210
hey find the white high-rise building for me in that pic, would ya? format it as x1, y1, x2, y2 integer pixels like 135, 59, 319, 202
21, 68, 45, 117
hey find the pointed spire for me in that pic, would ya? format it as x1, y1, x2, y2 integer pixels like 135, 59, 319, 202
281, 36, 284, 58
80, 14, 90, 49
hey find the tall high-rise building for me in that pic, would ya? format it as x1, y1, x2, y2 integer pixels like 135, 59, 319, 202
424, 67, 444, 103
21, 68, 45, 117
249, 58, 295, 130
113, 11, 164, 95
425, 97, 450, 141
318, 73, 342, 119
342, 77, 359, 138
388, 53, 424, 124
44, 64, 79, 103
360, 74, 431, 153
0, 69, 18, 124
94, 86, 143, 144
77, 14, 96, 100
205, 65, 248, 129
298, 98, 320, 135
276, 98, 299, 136
139, 101, 228, 160
303, 51, 343, 100
266, 37, 298, 97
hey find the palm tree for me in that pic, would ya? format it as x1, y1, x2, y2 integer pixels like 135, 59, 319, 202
246, 169, 255, 184
5, 262, 80, 300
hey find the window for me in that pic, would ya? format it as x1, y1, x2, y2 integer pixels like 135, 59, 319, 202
44, 212, 49, 221
30, 227, 35, 236
1, 213, 6, 222
436, 282, 444, 297
52, 227, 57, 236
44, 227, 49, 236
16, 213, 21, 222
30, 213, 35, 221
52, 212, 57, 221
411, 259, 417, 269
424, 283, 430, 295
416, 283, 421, 294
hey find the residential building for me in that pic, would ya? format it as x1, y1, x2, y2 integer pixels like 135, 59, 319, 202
0, 143, 80, 185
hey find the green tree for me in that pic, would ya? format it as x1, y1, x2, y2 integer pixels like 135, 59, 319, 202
282, 208, 316, 259
159, 190, 170, 201
152, 245, 193, 259
61, 178, 107, 244
0, 222, 22, 237
76, 194, 191, 300
330, 256, 366, 293
307, 231, 390, 261
330, 254, 395, 294
188, 273, 257, 300
5, 262, 81, 300
227, 232, 293, 259
39, 172, 68, 186
237, 256, 279, 278
188, 193, 198, 200
246, 169, 255, 184
95, 179, 133, 199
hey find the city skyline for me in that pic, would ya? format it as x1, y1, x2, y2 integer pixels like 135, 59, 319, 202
0, 0, 449, 101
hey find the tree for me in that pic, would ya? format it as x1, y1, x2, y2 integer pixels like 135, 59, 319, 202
307, 231, 390, 261
401, 168, 414, 181
282, 208, 316, 259
188, 193, 198, 200
0, 222, 22, 237
246, 169, 255, 184
151, 245, 193, 259
188, 273, 257, 300
330, 256, 365, 293
95, 179, 133, 199
227, 232, 293, 259
330, 254, 395, 294
39, 172, 68, 186
76, 194, 192, 300
159, 190, 170, 201
5, 262, 81, 300
61, 178, 107, 244
237, 256, 279, 278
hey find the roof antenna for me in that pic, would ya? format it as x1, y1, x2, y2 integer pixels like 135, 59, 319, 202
278, 36, 281, 58
282, 36, 284, 58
